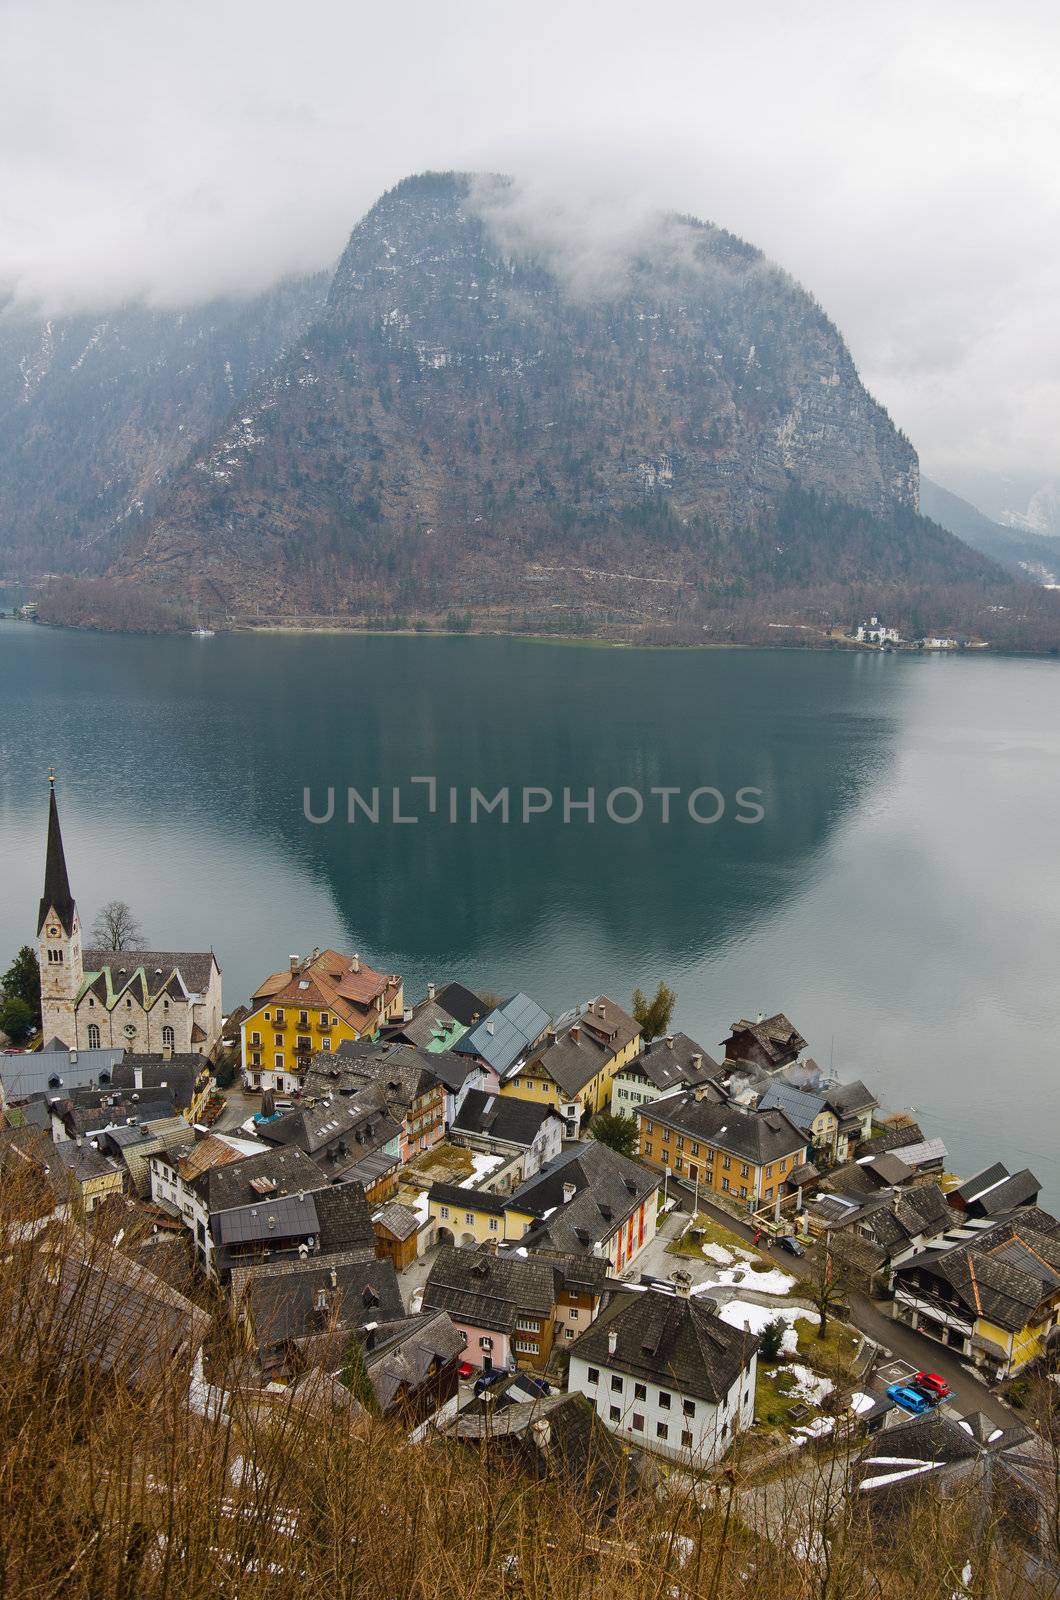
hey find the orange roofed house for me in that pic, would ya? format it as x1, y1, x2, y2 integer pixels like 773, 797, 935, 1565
241, 950, 404, 1093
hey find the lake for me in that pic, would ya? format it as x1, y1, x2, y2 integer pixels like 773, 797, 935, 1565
2, 622, 1058, 1198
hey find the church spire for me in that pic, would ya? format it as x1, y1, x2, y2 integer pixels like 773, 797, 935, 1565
37, 773, 77, 936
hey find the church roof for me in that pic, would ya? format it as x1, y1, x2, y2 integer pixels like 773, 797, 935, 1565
78, 951, 219, 1011
37, 783, 77, 936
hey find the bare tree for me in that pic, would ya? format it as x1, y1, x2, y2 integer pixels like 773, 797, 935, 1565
90, 900, 146, 951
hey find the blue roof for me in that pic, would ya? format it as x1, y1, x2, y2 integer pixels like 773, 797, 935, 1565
453, 993, 550, 1075
0, 1046, 125, 1102
757, 1080, 827, 1133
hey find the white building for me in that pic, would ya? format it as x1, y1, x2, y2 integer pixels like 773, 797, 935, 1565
36, 779, 223, 1057
855, 615, 902, 646
567, 1277, 758, 1467
149, 1132, 264, 1274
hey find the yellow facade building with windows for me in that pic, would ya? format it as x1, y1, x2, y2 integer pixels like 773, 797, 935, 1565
241, 949, 403, 1093
499, 997, 642, 1136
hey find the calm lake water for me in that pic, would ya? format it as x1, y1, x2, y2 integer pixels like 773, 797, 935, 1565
2, 623, 1058, 1197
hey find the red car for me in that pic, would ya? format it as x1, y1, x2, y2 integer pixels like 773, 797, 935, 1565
914, 1371, 952, 1399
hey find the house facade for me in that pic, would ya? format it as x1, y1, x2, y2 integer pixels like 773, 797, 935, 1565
421, 1246, 560, 1371
241, 950, 404, 1092
568, 1281, 758, 1466
500, 998, 642, 1137
449, 1089, 564, 1183
610, 1031, 718, 1117
720, 1013, 806, 1074
636, 1090, 807, 1209
36, 781, 223, 1057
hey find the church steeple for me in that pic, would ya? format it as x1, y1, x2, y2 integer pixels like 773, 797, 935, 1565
37, 771, 77, 936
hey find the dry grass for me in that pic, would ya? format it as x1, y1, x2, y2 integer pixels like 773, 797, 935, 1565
0, 1160, 1058, 1600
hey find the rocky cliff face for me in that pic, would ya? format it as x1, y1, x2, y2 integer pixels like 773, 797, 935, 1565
0, 274, 328, 573
112, 173, 925, 614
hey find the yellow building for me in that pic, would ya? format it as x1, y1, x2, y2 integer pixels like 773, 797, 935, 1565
241, 949, 403, 1092
499, 997, 641, 1137
54, 1141, 125, 1213
892, 1218, 1060, 1379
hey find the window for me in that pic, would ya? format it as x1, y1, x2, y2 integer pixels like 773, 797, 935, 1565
642, 1143, 653, 1158
489, 1218, 498, 1232
645, 1121, 654, 1135
319, 1012, 329, 1027
275, 1053, 283, 1068
691, 1142, 700, 1156
675, 1157, 684, 1173
565, 1326, 575, 1339
764, 1163, 773, 1178
440, 1206, 449, 1219
47, 947, 64, 965
721, 1421, 728, 1439
274, 1034, 283, 1047
515, 1339, 537, 1354
568, 1308, 578, 1321
610, 1375, 623, 1393
87, 1023, 100, 1049
296, 1036, 311, 1052
162, 1025, 174, 1049
675, 1135, 685, 1151
681, 1430, 694, 1449
721, 1178, 730, 1192
516, 1317, 539, 1332
465, 1212, 475, 1225
658, 1390, 671, 1409
251, 1032, 261, 1046
632, 1414, 644, 1432
609, 1405, 620, 1423
587, 1367, 599, 1385
479, 1337, 492, 1350
683, 1399, 696, 1418
740, 1163, 750, 1179
634, 1382, 646, 1401
740, 1187, 747, 1199
298, 1011, 309, 1027
721, 1155, 731, 1169
657, 1422, 669, 1441
251, 1052, 261, 1067
275, 1008, 285, 1024
764, 1186, 773, 1200
321, 1039, 331, 1053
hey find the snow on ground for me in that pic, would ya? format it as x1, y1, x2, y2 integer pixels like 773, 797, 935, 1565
701, 1242, 735, 1265
692, 1260, 796, 1296
459, 1152, 505, 1186
780, 1364, 834, 1406
714, 1300, 818, 1351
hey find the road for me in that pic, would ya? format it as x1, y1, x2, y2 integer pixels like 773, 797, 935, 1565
672, 1179, 1015, 1429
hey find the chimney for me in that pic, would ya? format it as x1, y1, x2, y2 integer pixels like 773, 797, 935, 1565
570, 1025, 581, 1043
562, 1182, 577, 1204
352, 953, 360, 973
531, 1418, 551, 1453
133, 1064, 143, 1090
694, 1083, 710, 1102
75, 1133, 83, 1149
546, 1027, 557, 1044
402, 1008, 413, 1024
691, 1053, 703, 1069
598, 1003, 606, 1019
672, 1269, 692, 1298
427, 981, 436, 1001
289, 954, 300, 973
607, 1328, 618, 1357
665, 1034, 675, 1050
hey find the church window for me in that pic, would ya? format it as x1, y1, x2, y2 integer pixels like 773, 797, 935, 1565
88, 1024, 101, 1049
47, 948, 64, 965
162, 1026, 174, 1049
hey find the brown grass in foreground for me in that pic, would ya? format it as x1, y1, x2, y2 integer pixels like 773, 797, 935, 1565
0, 1165, 1057, 1600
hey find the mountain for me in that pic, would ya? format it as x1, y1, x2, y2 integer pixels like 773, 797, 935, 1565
106, 171, 1007, 621
0, 274, 328, 574
920, 478, 1059, 586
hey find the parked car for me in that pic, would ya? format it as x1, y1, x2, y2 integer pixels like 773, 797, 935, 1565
886, 1383, 937, 1415
473, 1367, 511, 1395
778, 1235, 805, 1257
913, 1371, 952, 1399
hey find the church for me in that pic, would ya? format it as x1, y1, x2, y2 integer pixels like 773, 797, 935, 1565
36, 778, 223, 1056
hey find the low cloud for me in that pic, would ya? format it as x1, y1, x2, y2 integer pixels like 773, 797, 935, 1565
0, 0, 1056, 485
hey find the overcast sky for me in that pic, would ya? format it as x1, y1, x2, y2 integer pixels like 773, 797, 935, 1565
1, 0, 1057, 490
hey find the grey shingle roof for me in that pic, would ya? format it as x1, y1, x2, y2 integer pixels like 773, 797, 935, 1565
429, 1181, 507, 1215
859, 1122, 924, 1158
374, 1200, 421, 1241
723, 1013, 806, 1064
896, 1220, 1060, 1332
512, 1141, 660, 1255
621, 1032, 718, 1092
824, 1079, 878, 1116
311, 1182, 376, 1254
422, 1245, 557, 1331
757, 1080, 828, 1133
214, 1192, 319, 1246
452, 1089, 559, 1146
198, 1145, 324, 1211
366, 1310, 466, 1411
954, 1162, 1010, 1204
244, 1255, 404, 1352
570, 1288, 758, 1404
0, 1047, 125, 1102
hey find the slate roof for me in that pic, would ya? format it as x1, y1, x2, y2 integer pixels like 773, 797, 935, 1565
242, 1255, 404, 1353
197, 1145, 324, 1210
954, 1165, 1041, 1216
311, 1182, 376, 1254
570, 1287, 758, 1404
511, 1141, 660, 1256
859, 1122, 924, 1158
259, 1090, 400, 1174
824, 1079, 878, 1116
856, 1184, 953, 1252
384, 1000, 469, 1053
0, 1047, 124, 1102
52, 1139, 124, 1186
429, 1181, 508, 1216
213, 1192, 319, 1247
38, 783, 76, 935
757, 1080, 829, 1133
374, 1200, 421, 1241
80, 950, 219, 1007
422, 1245, 557, 1331
112, 1055, 207, 1111
723, 1013, 806, 1065
640, 1092, 806, 1166
897, 1220, 1060, 1332
621, 1032, 719, 1092
329, 1040, 442, 1106
429, 982, 489, 1027
453, 994, 551, 1074
452, 1088, 560, 1147
366, 1310, 466, 1411
954, 1163, 1010, 1204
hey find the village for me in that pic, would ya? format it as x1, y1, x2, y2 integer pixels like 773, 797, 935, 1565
1, 778, 1058, 1578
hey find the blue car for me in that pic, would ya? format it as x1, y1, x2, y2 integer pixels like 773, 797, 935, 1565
886, 1382, 937, 1415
